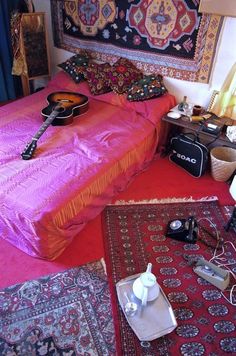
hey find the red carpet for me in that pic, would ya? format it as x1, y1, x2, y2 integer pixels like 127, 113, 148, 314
0, 156, 234, 289
102, 200, 236, 355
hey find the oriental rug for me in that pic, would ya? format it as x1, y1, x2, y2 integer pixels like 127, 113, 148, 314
0, 259, 116, 355
102, 198, 236, 355
51, 0, 223, 83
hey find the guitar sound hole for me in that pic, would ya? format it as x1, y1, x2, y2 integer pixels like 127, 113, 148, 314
56, 107, 65, 113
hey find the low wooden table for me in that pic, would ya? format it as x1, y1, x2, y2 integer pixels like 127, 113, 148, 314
162, 114, 236, 149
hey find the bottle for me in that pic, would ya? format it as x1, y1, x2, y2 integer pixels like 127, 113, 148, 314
178, 96, 189, 112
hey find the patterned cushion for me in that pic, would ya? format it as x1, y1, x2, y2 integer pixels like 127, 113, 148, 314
84, 62, 112, 95
127, 74, 167, 101
103, 58, 142, 95
58, 54, 89, 83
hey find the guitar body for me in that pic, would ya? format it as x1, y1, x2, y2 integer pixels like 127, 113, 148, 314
41, 91, 89, 125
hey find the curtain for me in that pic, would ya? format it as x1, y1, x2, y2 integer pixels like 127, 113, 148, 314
211, 62, 236, 120
0, 0, 22, 102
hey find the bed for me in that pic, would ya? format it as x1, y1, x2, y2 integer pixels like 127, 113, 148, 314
0, 70, 175, 260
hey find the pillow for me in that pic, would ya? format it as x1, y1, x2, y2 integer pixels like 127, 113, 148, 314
48, 71, 176, 125
127, 74, 167, 101
103, 58, 143, 95
58, 53, 89, 83
84, 62, 112, 95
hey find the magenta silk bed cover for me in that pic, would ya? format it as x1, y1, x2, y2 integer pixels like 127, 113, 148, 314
0, 72, 175, 259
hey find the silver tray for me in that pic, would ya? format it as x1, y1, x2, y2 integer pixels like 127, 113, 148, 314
116, 273, 177, 341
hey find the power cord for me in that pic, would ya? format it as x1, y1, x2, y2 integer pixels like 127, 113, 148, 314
209, 241, 236, 306
197, 217, 236, 306
197, 217, 223, 250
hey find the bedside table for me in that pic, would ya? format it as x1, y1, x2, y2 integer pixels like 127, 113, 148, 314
162, 114, 236, 151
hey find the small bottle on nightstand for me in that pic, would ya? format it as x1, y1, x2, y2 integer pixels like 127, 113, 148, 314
178, 96, 189, 112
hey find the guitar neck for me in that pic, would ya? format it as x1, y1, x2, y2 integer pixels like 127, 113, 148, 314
33, 106, 61, 141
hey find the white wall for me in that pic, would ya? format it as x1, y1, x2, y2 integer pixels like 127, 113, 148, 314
35, 0, 236, 108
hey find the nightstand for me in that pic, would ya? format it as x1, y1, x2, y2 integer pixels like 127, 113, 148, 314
162, 114, 236, 152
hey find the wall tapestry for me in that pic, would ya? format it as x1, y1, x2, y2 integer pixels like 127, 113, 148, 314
50, 0, 224, 83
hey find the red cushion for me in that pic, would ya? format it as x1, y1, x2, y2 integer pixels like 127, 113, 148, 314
103, 58, 143, 94
84, 62, 112, 95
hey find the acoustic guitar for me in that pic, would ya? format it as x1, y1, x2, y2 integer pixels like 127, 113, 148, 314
21, 91, 89, 160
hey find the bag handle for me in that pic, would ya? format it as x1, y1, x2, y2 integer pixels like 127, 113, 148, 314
178, 131, 200, 142
179, 125, 221, 148
205, 133, 221, 148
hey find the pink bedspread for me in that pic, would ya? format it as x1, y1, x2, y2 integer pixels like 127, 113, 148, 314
0, 72, 175, 259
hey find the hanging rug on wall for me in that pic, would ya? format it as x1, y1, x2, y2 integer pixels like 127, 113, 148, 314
51, 0, 223, 83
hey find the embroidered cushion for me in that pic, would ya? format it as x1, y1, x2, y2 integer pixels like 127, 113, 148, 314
84, 62, 112, 95
103, 58, 142, 95
58, 54, 89, 83
127, 74, 167, 101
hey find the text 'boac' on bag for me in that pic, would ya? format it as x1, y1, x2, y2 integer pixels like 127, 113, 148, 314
169, 133, 209, 178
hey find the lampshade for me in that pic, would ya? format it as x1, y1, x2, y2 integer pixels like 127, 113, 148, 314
211, 62, 236, 119
229, 175, 236, 200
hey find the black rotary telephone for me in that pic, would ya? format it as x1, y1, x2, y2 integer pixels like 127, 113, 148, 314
166, 216, 198, 243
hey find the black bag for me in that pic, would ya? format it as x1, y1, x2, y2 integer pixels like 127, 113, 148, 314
169, 133, 209, 177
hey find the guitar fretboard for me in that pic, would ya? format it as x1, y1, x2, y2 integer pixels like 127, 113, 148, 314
33, 106, 61, 140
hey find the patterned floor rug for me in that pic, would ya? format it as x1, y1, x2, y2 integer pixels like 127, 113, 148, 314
0, 259, 116, 355
102, 198, 236, 355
